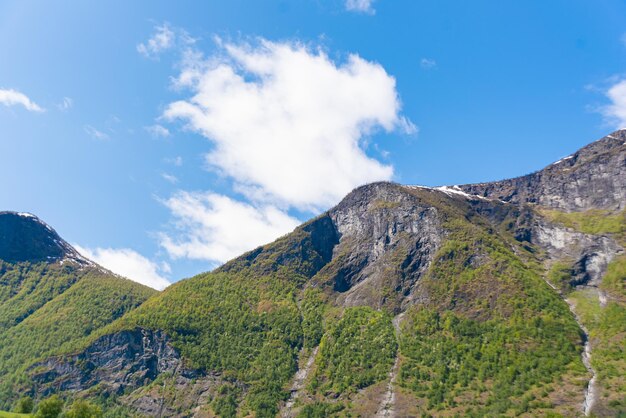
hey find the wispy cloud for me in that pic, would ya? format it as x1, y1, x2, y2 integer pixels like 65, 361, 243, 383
57, 96, 73, 111
165, 156, 183, 166
161, 172, 179, 184
145, 124, 170, 137
599, 78, 626, 129
74, 245, 170, 290
345, 0, 376, 14
84, 125, 110, 140
420, 58, 437, 70
137, 23, 195, 60
0, 88, 44, 112
137, 23, 175, 59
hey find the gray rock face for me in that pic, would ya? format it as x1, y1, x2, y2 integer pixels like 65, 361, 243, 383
31, 328, 184, 397
315, 182, 444, 310
458, 130, 626, 211
30, 328, 228, 417
532, 217, 622, 287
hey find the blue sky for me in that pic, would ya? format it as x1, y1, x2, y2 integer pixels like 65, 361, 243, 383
2, 0, 626, 288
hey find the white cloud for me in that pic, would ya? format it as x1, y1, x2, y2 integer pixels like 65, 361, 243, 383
600, 78, 626, 128
84, 125, 109, 140
146, 124, 170, 137
159, 191, 300, 263
74, 245, 170, 290
57, 96, 73, 111
345, 0, 375, 14
420, 58, 437, 69
161, 172, 179, 184
137, 24, 175, 58
164, 38, 414, 211
0, 88, 44, 112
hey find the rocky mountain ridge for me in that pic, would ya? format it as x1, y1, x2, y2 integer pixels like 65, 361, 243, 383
1, 130, 624, 417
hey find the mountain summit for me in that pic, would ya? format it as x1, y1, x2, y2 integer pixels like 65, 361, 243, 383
0, 131, 624, 417
0, 211, 88, 264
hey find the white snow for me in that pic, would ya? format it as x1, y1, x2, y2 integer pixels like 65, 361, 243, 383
435, 185, 489, 200
406, 185, 496, 202
551, 155, 574, 166
17, 212, 36, 218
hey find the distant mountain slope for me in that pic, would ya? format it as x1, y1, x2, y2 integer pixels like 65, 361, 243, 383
0, 212, 157, 409
1, 131, 625, 417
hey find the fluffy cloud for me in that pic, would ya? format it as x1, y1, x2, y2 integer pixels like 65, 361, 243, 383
74, 245, 170, 290
0, 88, 44, 112
159, 191, 300, 263
137, 24, 175, 58
164, 38, 414, 211
345, 0, 375, 14
600, 79, 626, 128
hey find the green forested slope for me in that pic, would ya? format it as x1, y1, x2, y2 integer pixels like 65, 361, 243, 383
0, 261, 156, 409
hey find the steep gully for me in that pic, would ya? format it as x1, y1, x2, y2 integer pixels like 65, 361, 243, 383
544, 279, 597, 416
281, 346, 319, 418
375, 312, 405, 418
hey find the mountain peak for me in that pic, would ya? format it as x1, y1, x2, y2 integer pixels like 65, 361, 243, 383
0, 211, 89, 264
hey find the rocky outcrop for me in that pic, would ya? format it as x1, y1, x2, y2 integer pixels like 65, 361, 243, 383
31, 329, 184, 396
313, 182, 444, 310
459, 130, 626, 212
532, 216, 622, 287
30, 328, 227, 416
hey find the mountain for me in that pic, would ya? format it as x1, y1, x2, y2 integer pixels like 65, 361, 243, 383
0, 131, 624, 417
0, 212, 157, 410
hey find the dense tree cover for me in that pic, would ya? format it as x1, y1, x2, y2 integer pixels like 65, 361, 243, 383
0, 262, 84, 331
310, 306, 396, 395
0, 264, 155, 409
296, 401, 344, 417
64, 399, 103, 418
33, 396, 63, 418
13, 398, 33, 414
399, 307, 583, 416
99, 271, 303, 417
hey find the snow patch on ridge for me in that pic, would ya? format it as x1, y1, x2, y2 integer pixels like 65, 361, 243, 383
551, 155, 574, 166
405, 185, 491, 201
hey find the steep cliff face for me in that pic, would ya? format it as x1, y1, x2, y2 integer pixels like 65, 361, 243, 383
31, 329, 183, 396
315, 182, 444, 310
30, 328, 226, 417
459, 130, 626, 211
